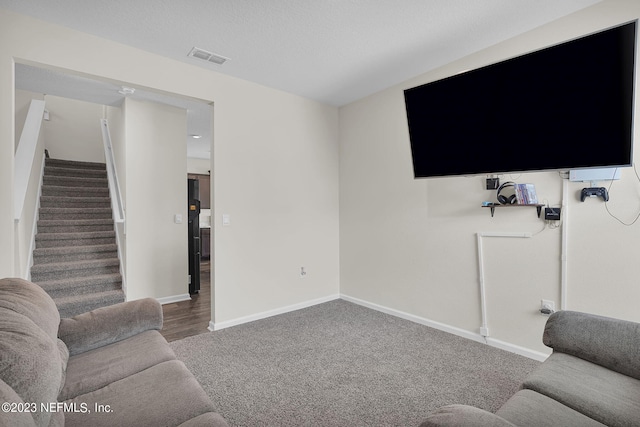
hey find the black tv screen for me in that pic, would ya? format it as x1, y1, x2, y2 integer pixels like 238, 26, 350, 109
404, 21, 637, 178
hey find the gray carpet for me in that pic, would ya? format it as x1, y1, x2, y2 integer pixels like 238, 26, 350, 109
170, 299, 540, 427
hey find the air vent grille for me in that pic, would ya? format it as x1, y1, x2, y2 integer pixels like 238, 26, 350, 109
188, 47, 229, 65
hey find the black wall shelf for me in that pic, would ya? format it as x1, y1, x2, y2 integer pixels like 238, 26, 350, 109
482, 203, 545, 218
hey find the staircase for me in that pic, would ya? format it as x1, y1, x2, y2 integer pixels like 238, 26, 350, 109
31, 158, 125, 318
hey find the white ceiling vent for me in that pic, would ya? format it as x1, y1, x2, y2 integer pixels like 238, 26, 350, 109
188, 47, 229, 65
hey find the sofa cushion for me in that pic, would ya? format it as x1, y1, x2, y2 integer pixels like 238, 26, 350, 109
64, 360, 221, 427
0, 308, 63, 427
543, 310, 640, 380
522, 352, 640, 427
496, 389, 606, 427
0, 278, 59, 341
419, 404, 516, 427
59, 330, 176, 401
177, 412, 229, 427
59, 298, 163, 356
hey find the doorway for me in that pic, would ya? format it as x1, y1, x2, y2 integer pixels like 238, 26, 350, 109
15, 62, 215, 339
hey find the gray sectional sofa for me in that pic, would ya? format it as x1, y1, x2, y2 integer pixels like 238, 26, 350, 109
0, 277, 228, 427
421, 310, 640, 427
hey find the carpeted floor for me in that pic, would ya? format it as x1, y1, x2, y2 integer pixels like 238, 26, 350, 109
170, 299, 540, 427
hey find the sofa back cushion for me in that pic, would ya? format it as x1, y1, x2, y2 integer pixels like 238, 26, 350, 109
0, 278, 65, 426
543, 310, 640, 380
0, 278, 59, 339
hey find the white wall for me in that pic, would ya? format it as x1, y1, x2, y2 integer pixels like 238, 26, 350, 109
123, 98, 188, 301
187, 157, 210, 175
14, 90, 46, 279
42, 95, 105, 163
213, 89, 340, 323
0, 45, 14, 276
339, 0, 640, 357
0, 10, 340, 326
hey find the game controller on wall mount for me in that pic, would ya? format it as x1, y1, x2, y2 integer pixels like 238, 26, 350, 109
580, 187, 609, 202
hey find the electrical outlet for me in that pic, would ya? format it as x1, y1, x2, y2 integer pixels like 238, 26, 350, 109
540, 299, 555, 316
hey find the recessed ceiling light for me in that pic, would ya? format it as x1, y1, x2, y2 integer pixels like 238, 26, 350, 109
188, 47, 229, 65
118, 86, 136, 95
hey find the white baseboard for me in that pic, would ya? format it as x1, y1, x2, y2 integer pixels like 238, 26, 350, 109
486, 337, 549, 362
212, 293, 341, 331
340, 294, 549, 362
204, 292, 548, 361
156, 293, 191, 305
340, 294, 484, 344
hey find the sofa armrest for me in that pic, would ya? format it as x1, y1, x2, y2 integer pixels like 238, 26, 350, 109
58, 298, 163, 356
543, 310, 640, 380
419, 405, 516, 427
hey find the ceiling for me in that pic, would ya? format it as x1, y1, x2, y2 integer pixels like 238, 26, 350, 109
3, 0, 602, 158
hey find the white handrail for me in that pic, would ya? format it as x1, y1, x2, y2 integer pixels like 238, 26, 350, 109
14, 100, 46, 221
100, 119, 125, 223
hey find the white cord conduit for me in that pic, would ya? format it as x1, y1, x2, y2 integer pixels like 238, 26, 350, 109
560, 179, 569, 310
476, 231, 532, 339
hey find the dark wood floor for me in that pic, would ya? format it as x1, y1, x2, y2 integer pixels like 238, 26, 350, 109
160, 260, 212, 342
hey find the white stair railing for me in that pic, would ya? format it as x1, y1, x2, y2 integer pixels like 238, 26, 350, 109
101, 119, 127, 294
100, 119, 125, 223
14, 99, 45, 221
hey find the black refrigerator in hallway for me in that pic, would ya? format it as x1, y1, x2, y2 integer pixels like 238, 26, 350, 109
187, 179, 200, 295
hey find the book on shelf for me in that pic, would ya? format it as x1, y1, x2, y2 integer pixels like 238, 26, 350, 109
515, 183, 538, 205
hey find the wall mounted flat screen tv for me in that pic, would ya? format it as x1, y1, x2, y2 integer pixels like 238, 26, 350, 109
404, 21, 637, 179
